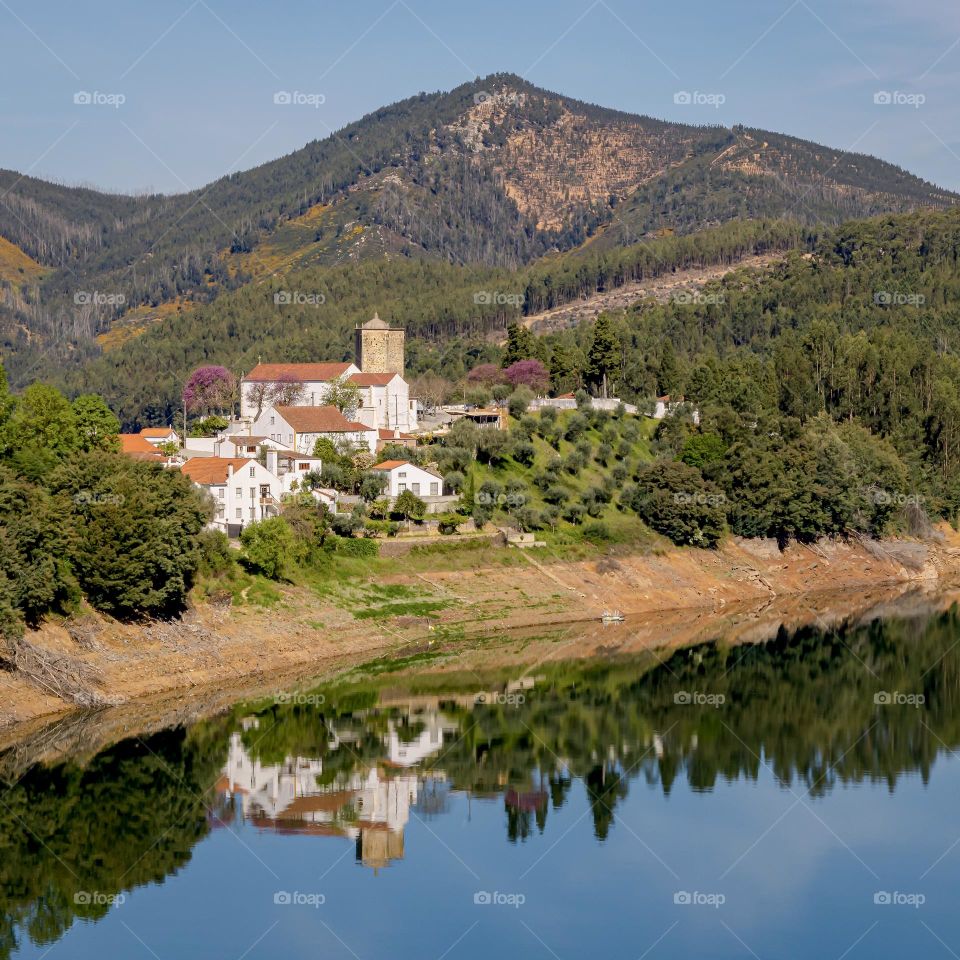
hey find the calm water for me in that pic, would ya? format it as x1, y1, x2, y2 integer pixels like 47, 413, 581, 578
4, 604, 960, 959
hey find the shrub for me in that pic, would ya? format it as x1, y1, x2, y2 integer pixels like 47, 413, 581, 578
581, 520, 613, 544
628, 461, 725, 547
197, 529, 235, 577
241, 518, 294, 580
335, 536, 379, 558
512, 439, 536, 466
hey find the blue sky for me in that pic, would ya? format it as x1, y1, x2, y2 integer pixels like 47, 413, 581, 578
0, 0, 957, 194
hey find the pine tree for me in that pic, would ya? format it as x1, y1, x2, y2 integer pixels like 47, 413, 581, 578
587, 313, 619, 397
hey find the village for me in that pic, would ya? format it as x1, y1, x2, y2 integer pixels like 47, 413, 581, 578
118, 312, 695, 541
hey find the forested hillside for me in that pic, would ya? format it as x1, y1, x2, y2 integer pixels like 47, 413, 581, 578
1, 74, 954, 386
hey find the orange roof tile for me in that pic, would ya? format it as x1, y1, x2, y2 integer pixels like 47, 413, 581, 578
140, 427, 176, 438
119, 434, 164, 459
181, 457, 253, 485
275, 405, 370, 434
245, 362, 352, 383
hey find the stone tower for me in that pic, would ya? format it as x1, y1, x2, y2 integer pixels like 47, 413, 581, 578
355, 312, 405, 376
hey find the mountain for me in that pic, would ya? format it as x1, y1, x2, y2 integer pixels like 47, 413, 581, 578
0, 73, 956, 386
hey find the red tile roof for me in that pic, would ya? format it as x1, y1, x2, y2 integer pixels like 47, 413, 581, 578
181, 457, 253, 485
372, 460, 411, 470
244, 362, 353, 383
349, 372, 399, 386
378, 428, 415, 439
119, 434, 165, 460
275, 405, 371, 434
140, 427, 176, 439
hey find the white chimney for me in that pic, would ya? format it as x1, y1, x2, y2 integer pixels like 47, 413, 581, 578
227, 463, 234, 480
265, 448, 278, 475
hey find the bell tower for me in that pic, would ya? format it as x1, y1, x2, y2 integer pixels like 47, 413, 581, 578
355, 312, 405, 376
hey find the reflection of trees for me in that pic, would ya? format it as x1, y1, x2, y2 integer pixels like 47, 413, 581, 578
0, 726, 228, 960
4, 605, 960, 957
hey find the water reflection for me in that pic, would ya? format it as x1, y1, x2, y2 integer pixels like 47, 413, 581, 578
2, 601, 960, 958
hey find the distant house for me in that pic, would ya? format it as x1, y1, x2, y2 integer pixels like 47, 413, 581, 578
376, 428, 418, 452
181, 457, 281, 534
653, 395, 700, 425
139, 427, 180, 446
239, 362, 359, 419
119, 433, 170, 462
371, 460, 444, 499
250, 405, 377, 454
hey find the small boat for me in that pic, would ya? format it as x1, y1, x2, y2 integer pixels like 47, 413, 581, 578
600, 610, 625, 623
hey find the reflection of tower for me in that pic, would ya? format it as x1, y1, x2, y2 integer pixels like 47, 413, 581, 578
357, 828, 405, 871
355, 313, 405, 376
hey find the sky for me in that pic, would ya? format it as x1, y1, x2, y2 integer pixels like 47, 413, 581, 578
0, 0, 958, 194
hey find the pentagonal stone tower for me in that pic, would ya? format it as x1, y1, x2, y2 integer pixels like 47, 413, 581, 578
355, 312, 405, 375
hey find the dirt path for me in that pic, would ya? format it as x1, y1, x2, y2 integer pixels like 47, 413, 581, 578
519, 252, 782, 336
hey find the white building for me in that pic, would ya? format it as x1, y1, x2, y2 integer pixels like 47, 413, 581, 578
240, 362, 359, 419
371, 459, 444, 498
249, 405, 378, 455
181, 457, 282, 533
349, 371, 418, 433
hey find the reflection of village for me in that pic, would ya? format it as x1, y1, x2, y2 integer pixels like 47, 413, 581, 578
215, 678, 542, 871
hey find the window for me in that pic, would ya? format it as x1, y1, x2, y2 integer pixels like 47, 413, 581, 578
270, 416, 275, 426
218, 488, 225, 499
249, 466, 256, 477
299, 463, 309, 471
249, 507, 255, 519
235, 508, 242, 519
235, 487, 242, 498
430, 482, 439, 496
216, 505, 225, 518
399, 471, 407, 478
398, 483, 406, 493
412, 483, 420, 495
250, 487, 256, 499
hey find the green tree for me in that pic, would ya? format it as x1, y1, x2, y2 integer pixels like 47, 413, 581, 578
587, 314, 620, 397
394, 489, 427, 525
3, 384, 79, 459
49, 452, 209, 618
72, 395, 120, 452
502, 323, 536, 366
241, 517, 294, 580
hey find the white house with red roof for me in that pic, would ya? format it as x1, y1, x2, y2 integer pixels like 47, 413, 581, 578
371, 459, 444, 499
249, 405, 377, 455
181, 457, 283, 533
